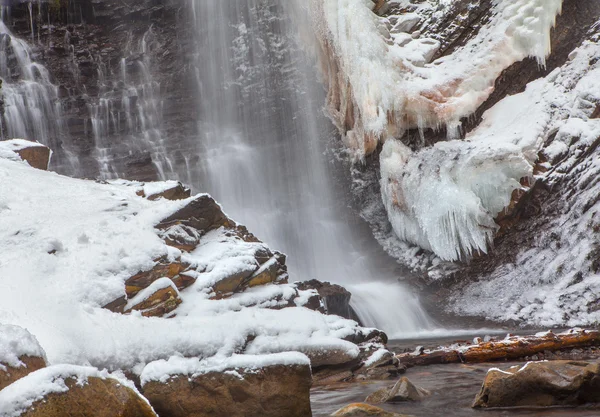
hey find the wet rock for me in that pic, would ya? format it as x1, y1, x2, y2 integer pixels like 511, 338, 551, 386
297, 280, 361, 322
331, 403, 412, 417
473, 360, 600, 408
2, 368, 156, 417
142, 363, 312, 417
366, 377, 430, 404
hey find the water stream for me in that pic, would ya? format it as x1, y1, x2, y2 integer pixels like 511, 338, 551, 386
0, 16, 78, 173
182, 0, 433, 337
0, 0, 435, 337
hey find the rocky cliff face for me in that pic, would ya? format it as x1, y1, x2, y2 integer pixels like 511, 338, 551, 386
2, 0, 196, 180
314, 0, 600, 325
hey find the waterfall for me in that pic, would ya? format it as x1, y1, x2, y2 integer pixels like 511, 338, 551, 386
185, 0, 433, 337
88, 27, 174, 180
0, 17, 78, 173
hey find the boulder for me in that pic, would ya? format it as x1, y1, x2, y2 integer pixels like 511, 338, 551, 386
473, 360, 600, 408
157, 194, 230, 233
365, 377, 430, 404
0, 365, 156, 417
0, 139, 51, 170
142, 363, 312, 417
0, 324, 47, 390
297, 280, 361, 322
331, 403, 412, 417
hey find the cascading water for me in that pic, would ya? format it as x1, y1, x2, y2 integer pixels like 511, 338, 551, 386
0, 0, 434, 338
88, 27, 174, 180
0, 14, 78, 173
184, 0, 433, 337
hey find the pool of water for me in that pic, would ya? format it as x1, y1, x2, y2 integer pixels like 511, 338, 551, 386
311, 360, 600, 417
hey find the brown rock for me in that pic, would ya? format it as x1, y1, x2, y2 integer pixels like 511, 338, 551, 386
331, 403, 412, 417
146, 182, 191, 201
14, 142, 51, 170
245, 258, 280, 288
125, 257, 191, 298
210, 265, 258, 297
0, 356, 47, 391
142, 364, 312, 417
16, 375, 156, 417
157, 194, 231, 233
366, 377, 430, 404
296, 280, 361, 323
473, 360, 600, 408
126, 280, 182, 317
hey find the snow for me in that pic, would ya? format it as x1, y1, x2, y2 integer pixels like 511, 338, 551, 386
363, 348, 389, 367
140, 352, 310, 385
0, 155, 366, 376
0, 364, 150, 417
448, 39, 600, 325
0, 324, 46, 370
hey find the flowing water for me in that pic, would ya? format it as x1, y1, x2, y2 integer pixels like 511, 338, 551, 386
182, 0, 433, 336
0, 0, 434, 337
311, 360, 600, 417
0, 16, 78, 173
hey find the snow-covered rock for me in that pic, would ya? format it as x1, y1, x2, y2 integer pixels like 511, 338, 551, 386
0, 365, 156, 417
141, 353, 312, 417
0, 139, 51, 170
0, 324, 47, 391
0, 150, 373, 379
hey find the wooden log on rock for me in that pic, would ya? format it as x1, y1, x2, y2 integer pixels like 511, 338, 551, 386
397, 329, 600, 367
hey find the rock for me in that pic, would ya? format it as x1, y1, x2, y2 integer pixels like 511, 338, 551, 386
0, 324, 47, 390
365, 377, 430, 403
245, 257, 280, 288
297, 280, 361, 322
307, 345, 359, 368
142, 363, 312, 417
473, 360, 600, 408
146, 181, 191, 201
0, 356, 47, 391
125, 278, 182, 317
125, 256, 192, 297
0, 366, 156, 417
331, 403, 412, 417
157, 194, 231, 234
0, 139, 51, 170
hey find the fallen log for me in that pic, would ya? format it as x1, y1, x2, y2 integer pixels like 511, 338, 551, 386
397, 329, 600, 367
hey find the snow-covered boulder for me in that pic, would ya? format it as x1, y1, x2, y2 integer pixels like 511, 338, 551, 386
141, 353, 312, 417
473, 361, 600, 408
0, 139, 51, 170
0, 324, 47, 391
0, 365, 156, 417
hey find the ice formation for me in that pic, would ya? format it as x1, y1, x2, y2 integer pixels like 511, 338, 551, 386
449, 39, 600, 325
311, 0, 564, 261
